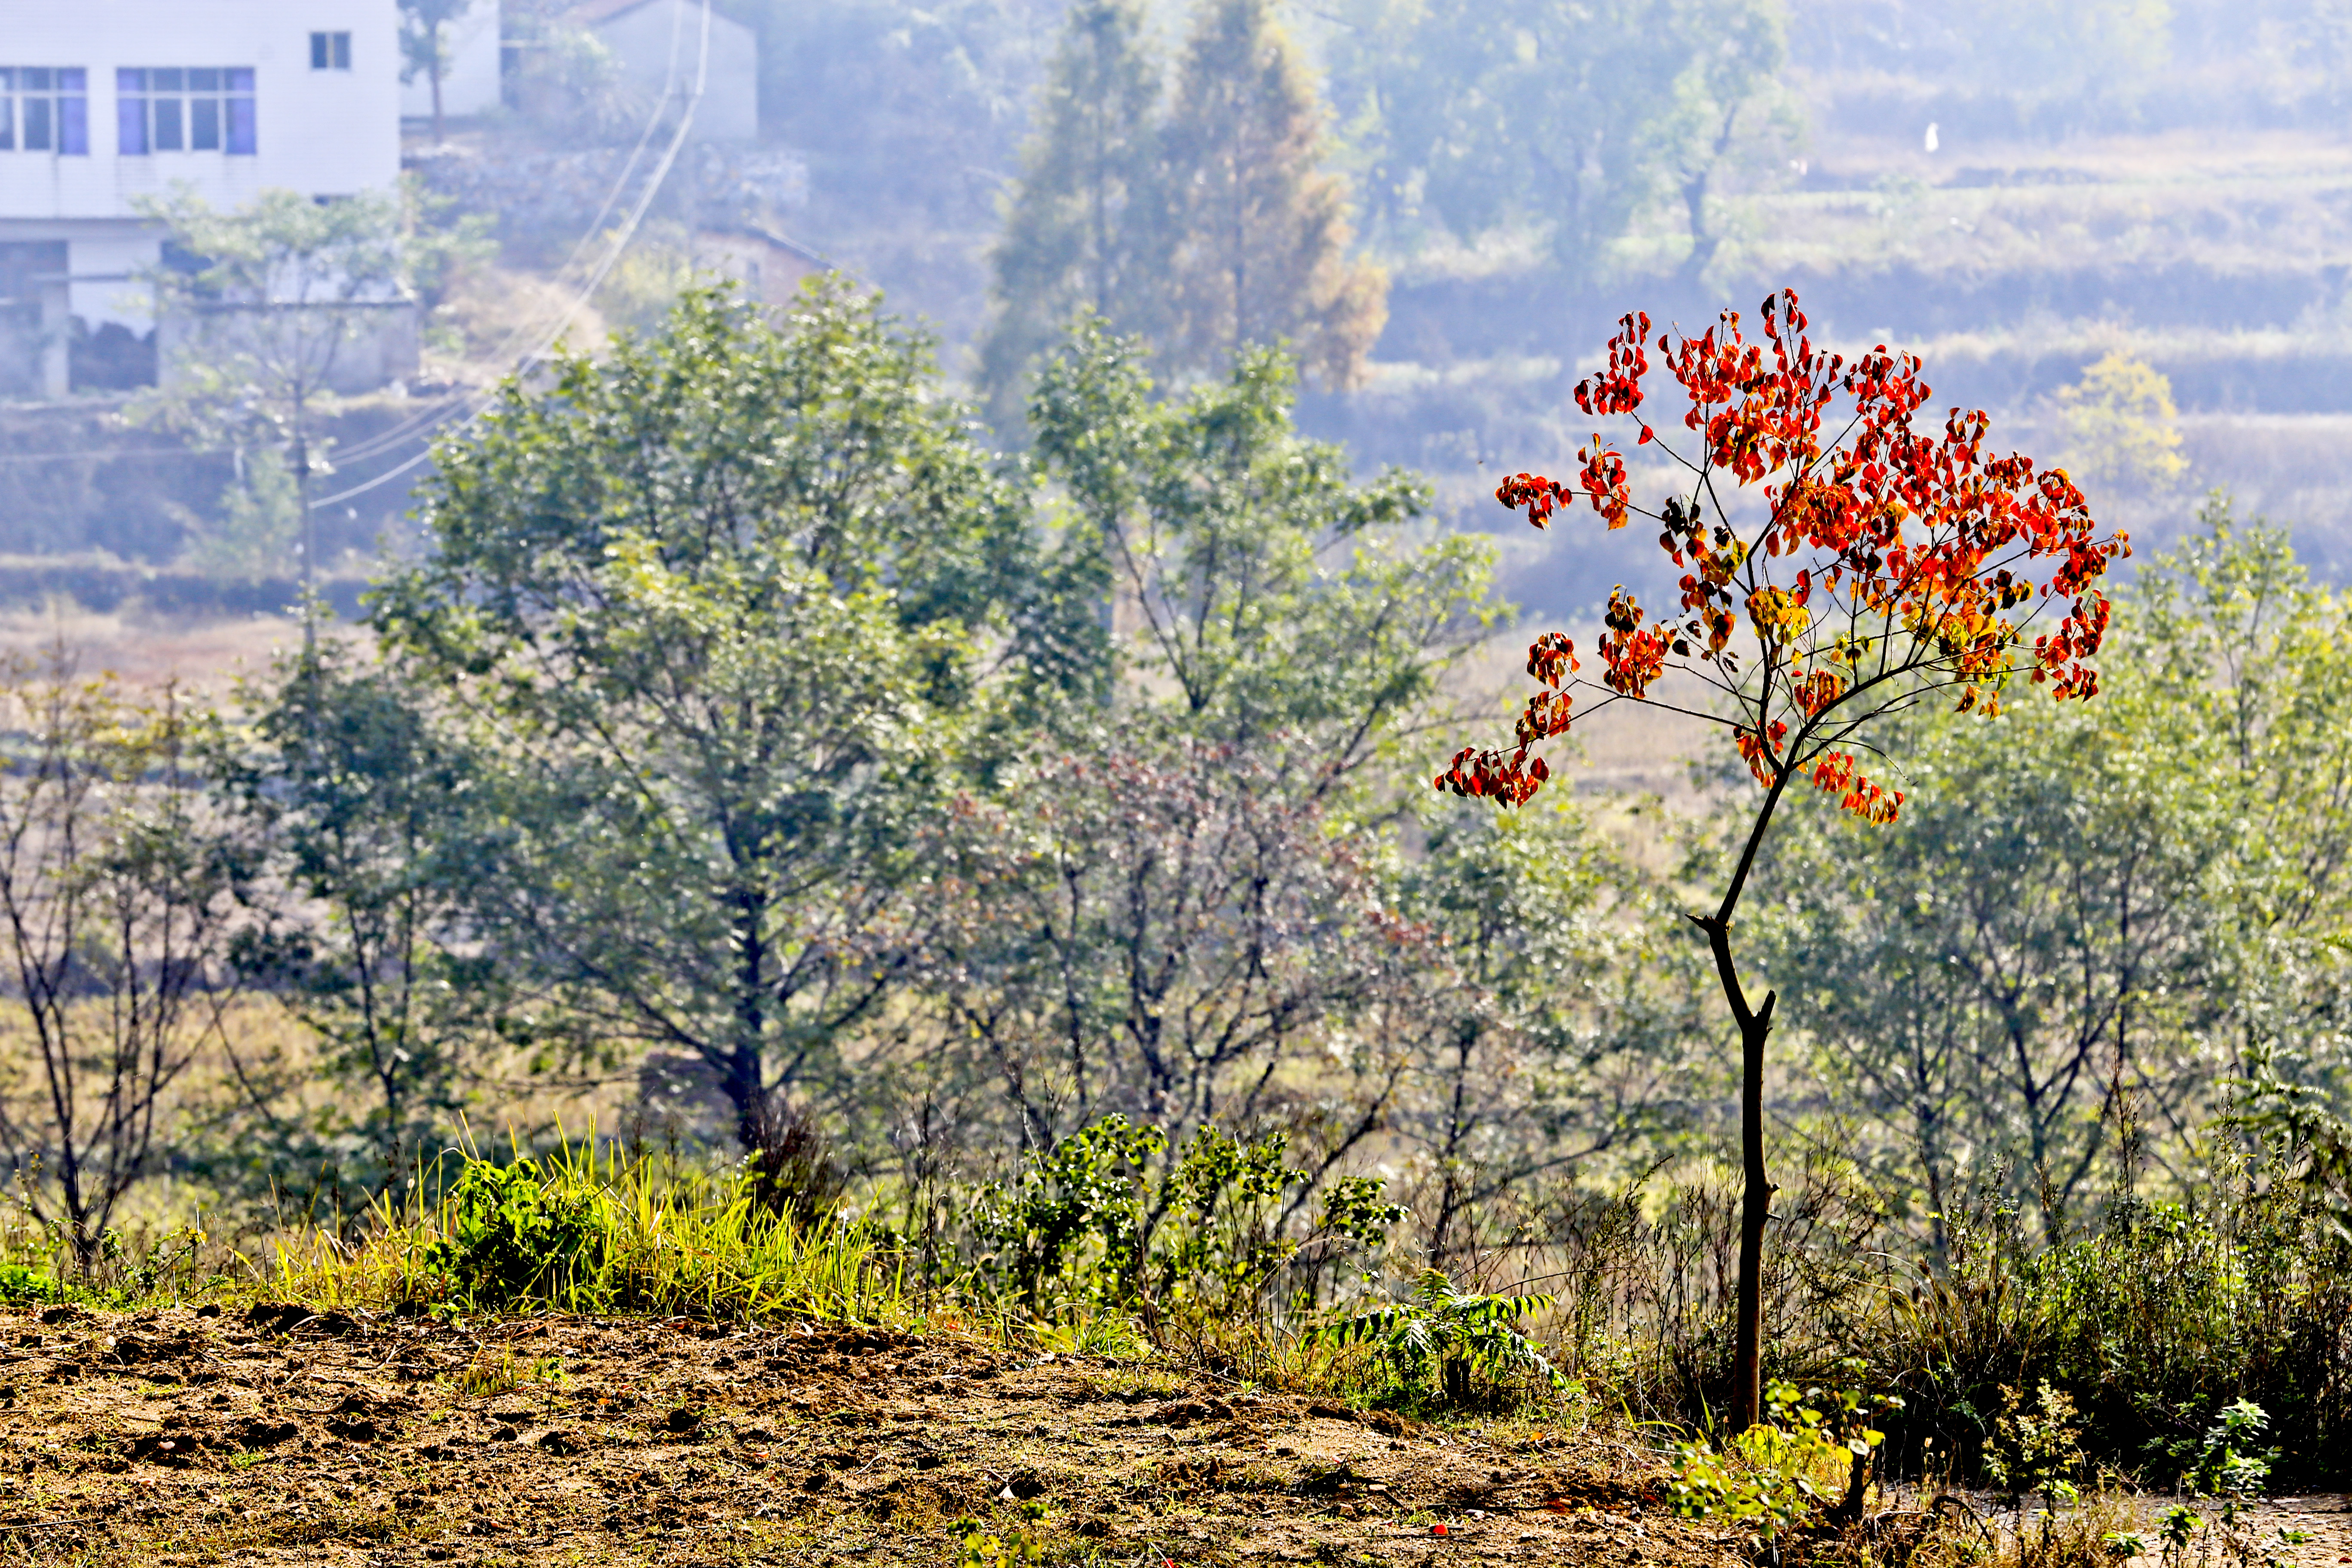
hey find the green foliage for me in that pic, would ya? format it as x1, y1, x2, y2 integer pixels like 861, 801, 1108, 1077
1326, 0, 1788, 276
1158, 0, 1387, 389
278, 1136, 905, 1323
979, 0, 1164, 433
2137, 1401, 2315, 1568
1862, 1164, 2352, 1488
398, 0, 472, 137
2058, 352, 2189, 493
1026, 317, 1495, 761
949, 1513, 1047, 1567
1315, 1268, 1562, 1405
1759, 504, 2352, 1237
185, 444, 300, 582
129, 186, 407, 484
1391, 794, 1721, 1267
214, 637, 495, 1207
421, 1157, 606, 1309
0, 1265, 67, 1305
1667, 1378, 1890, 1550
967, 1116, 1402, 1328
373, 280, 1043, 1148
985, 0, 1386, 426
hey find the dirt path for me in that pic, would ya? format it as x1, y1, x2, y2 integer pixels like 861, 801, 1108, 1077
0, 1305, 1740, 1567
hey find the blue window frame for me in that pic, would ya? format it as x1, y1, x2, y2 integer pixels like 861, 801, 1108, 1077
119, 67, 254, 155
0, 68, 90, 154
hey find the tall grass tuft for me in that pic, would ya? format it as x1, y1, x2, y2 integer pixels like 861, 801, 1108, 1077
268, 1131, 906, 1326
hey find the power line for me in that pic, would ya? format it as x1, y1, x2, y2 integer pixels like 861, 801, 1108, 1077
311, 0, 716, 507
328, 5, 700, 470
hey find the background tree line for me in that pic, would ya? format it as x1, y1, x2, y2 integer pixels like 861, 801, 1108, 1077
975, 0, 1790, 432
6, 280, 2342, 1280
0, 276, 2345, 1485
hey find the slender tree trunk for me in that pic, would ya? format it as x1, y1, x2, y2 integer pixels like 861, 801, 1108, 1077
1695, 769, 1792, 1431
728, 888, 769, 1152
1700, 912, 1777, 1430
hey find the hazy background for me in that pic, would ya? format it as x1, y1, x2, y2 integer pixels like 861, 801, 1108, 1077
8, 0, 2352, 642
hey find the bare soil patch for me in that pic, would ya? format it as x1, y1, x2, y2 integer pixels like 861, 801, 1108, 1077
0, 1305, 1738, 1567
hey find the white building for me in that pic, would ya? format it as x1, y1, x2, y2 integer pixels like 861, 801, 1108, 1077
399, 0, 502, 125
571, 0, 758, 144
0, 1, 402, 398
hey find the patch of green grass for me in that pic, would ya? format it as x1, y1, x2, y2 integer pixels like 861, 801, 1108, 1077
268, 1133, 909, 1327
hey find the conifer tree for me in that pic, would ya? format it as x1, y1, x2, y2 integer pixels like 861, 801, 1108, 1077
979, 0, 1167, 434
1161, 0, 1386, 389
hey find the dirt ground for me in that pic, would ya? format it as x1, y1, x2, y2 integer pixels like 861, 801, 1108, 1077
1, 1306, 2343, 1568
0, 1304, 1745, 1568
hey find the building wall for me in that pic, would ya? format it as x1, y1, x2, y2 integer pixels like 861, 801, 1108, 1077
399, 0, 502, 122
0, 1, 404, 396
588, 0, 757, 144
1, 1, 401, 223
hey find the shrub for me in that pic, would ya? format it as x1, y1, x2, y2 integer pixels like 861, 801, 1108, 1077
1315, 1268, 1563, 1407
962, 1116, 1401, 1333
270, 1138, 905, 1324
420, 1157, 606, 1309
1666, 1378, 1891, 1555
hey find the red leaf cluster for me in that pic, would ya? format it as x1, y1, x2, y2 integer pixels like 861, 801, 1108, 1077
1441, 288, 2129, 821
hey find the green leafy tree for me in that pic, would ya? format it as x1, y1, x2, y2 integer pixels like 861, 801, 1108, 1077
1029, 320, 1486, 765
979, 0, 1167, 434
1758, 690, 2225, 1239
1760, 505, 2352, 1236
1393, 796, 1720, 1267
906, 320, 1498, 1222
213, 639, 496, 1205
1161, 0, 1387, 389
373, 281, 1033, 1153
1330, 0, 1786, 284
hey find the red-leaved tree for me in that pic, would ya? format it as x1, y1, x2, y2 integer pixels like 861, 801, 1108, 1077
1437, 290, 2129, 1427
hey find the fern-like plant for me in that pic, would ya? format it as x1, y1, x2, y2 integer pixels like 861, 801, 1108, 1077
1316, 1268, 1562, 1405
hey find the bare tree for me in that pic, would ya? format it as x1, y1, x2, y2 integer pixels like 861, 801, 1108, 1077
0, 652, 245, 1268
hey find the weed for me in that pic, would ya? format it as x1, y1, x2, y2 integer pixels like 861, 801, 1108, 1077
1314, 1268, 1561, 1407
420, 1160, 602, 1308
1666, 1378, 1890, 1555
948, 1510, 1046, 1567
1988, 1383, 2086, 1554
2144, 1401, 2310, 1568
447, 1348, 564, 1398
961, 1117, 1400, 1335
0, 1264, 64, 1305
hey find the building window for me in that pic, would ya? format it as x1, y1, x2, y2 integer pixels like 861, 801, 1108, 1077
0, 69, 90, 155
118, 68, 256, 155
309, 33, 351, 70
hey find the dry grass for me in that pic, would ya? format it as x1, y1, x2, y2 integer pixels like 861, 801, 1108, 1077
0, 605, 319, 703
